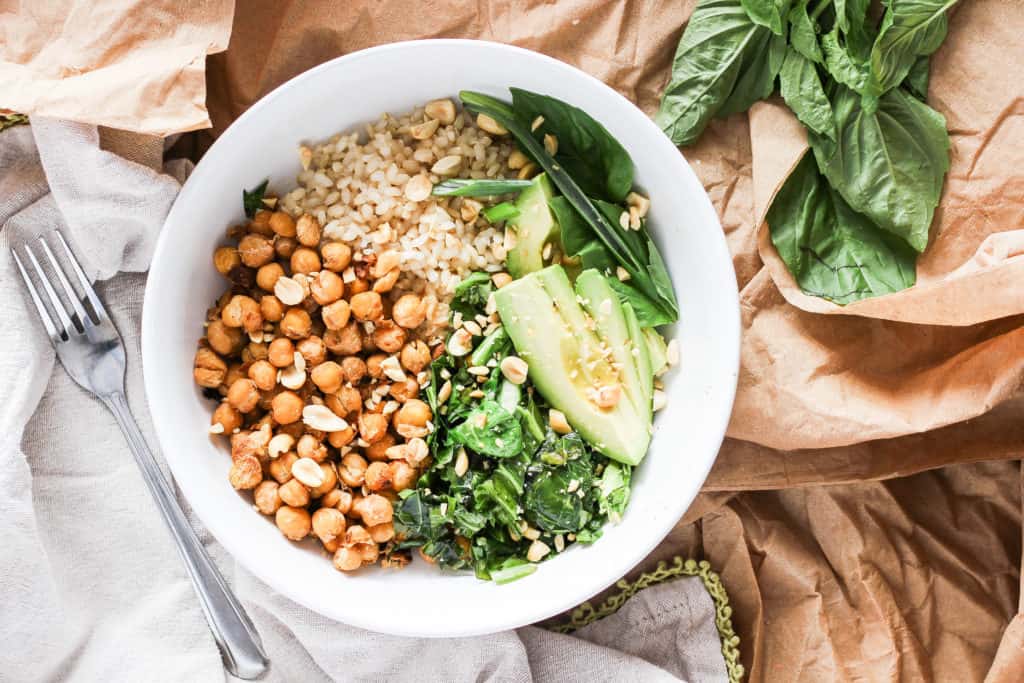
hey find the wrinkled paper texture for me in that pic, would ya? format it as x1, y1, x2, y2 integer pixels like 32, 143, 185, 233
0, 0, 234, 134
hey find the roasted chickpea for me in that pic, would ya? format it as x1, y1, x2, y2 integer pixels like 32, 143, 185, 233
340, 385, 364, 414
364, 461, 392, 491
275, 506, 311, 540
229, 454, 262, 490
268, 451, 299, 484
296, 335, 326, 366
389, 377, 420, 403
372, 268, 400, 293
296, 434, 328, 462
320, 488, 344, 509
255, 262, 285, 291
321, 300, 351, 330
311, 361, 343, 394
247, 359, 277, 391
370, 320, 405, 354
206, 320, 244, 356
339, 452, 368, 487
275, 236, 298, 260
211, 401, 242, 433
364, 432, 396, 462
279, 477, 311, 507
194, 348, 227, 388
368, 522, 395, 543
251, 210, 274, 234
266, 338, 295, 368
312, 507, 346, 544
323, 321, 362, 355
213, 246, 241, 276
327, 426, 356, 449
221, 295, 263, 333
389, 460, 417, 492
333, 546, 363, 571
321, 242, 352, 272
227, 378, 260, 413
246, 341, 269, 362
310, 462, 338, 497
280, 308, 312, 339
253, 480, 282, 515
310, 270, 343, 305
394, 399, 431, 437
290, 247, 321, 274
399, 340, 430, 374
354, 493, 393, 527
338, 356, 365, 384
366, 353, 387, 380
295, 214, 322, 247
347, 278, 370, 296
260, 295, 285, 322
238, 234, 275, 268
350, 291, 383, 322
269, 211, 296, 237
358, 412, 389, 444
392, 293, 426, 329
271, 390, 304, 424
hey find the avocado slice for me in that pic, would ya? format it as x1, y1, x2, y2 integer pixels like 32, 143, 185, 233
623, 302, 653, 417
574, 270, 647, 418
643, 327, 669, 377
506, 174, 559, 278
494, 265, 651, 465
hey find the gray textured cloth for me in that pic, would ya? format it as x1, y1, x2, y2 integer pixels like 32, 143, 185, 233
0, 120, 728, 683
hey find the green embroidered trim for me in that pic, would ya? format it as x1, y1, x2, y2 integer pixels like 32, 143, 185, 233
1, 113, 28, 131
549, 557, 745, 682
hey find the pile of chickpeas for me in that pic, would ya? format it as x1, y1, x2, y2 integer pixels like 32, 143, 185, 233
193, 207, 440, 572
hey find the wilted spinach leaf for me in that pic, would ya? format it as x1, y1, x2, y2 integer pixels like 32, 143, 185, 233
450, 401, 523, 458
767, 153, 917, 303
656, 0, 784, 146
808, 84, 950, 252
242, 179, 269, 218
599, 462, 632, 521
510, 88, 634, 203
450, 271, 493, 320
779, 48, 835, 139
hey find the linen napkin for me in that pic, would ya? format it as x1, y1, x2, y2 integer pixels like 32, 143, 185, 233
0, 120, 730, 683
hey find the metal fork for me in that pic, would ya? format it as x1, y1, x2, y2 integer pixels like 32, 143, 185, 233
13, 232, 269, 680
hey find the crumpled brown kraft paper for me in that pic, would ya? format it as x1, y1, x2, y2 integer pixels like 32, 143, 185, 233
0, 0, 234, 135
9, 0, 1024, 679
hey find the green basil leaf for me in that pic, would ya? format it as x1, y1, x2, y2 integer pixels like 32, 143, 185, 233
867, 0, 957, 97
718, 29, 787, 116
779, 48, 835, 139
808, 85, 950, 252
607, 278, 677, 327
821, 26, 871, 95
656, 0, 783, 145
788, 0, 824, 64
509, 88, 634, 203
740, 0, 788, 35
768, 153, 917, 303
902, 55, 930, 101
547, 196, 616, 273
242, 179, 268, 218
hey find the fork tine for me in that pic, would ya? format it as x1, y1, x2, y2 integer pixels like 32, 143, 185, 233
38, 235, 93, 327
23, 243, 78, 336
54, 231, 111, 323
13, 250, 63, 343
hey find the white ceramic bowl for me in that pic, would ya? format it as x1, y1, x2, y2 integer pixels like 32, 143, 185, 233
142, 39, 739, 637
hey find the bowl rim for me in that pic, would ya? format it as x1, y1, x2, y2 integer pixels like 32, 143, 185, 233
142, 38, 741, 636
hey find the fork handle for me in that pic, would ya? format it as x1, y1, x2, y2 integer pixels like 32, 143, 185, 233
102, 392, 270, 680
